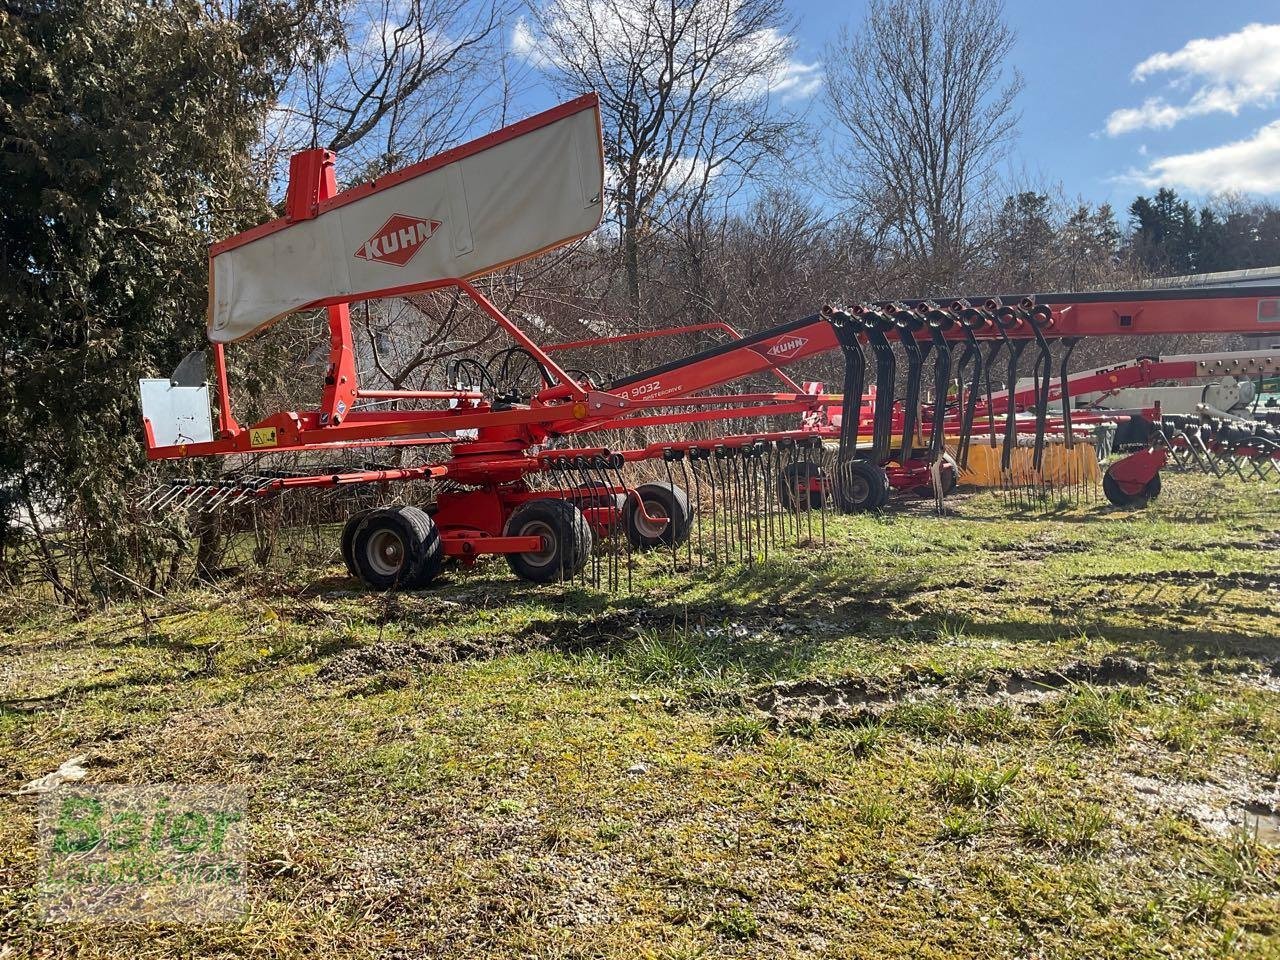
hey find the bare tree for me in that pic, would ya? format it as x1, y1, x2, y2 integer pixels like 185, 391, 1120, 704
264, 0, 517, 184
824, 0, 1022, 287
520, 0, 807, 324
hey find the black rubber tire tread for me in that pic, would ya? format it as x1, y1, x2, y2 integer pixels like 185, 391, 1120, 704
504, 498, 593, 583
573, 482, 625, 546
624, 482, 693, 549
1143, 472, 1162, 500
777, 461, 826, 511
351, 506, 443, 590
835, 460, 891, 513
340, 509, 371, 577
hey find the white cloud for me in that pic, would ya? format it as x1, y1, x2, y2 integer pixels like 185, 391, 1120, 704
1124, 119, 1280, 194
513, 4, 820, 103
511, 18, 550, 69
1105, 22, 1280, 136
1106, 98, 1187, 136
734, 27, 823, 102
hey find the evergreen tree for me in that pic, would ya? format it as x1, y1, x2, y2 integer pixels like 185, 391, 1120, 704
0, 0, 309, 592
1128, 188, 1199, 274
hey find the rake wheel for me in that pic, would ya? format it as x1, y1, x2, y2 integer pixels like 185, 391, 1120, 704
505, 498, 592, 583
350, 506, 444, 590
624, 482, 692, 549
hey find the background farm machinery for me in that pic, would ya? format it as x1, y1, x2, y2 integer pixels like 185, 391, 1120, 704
140, 95, 1280, 591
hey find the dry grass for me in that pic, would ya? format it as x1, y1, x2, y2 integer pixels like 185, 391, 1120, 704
1, 474, 1278, 958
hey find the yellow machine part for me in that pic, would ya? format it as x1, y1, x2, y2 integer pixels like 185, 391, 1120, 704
953, 440, 1101, 488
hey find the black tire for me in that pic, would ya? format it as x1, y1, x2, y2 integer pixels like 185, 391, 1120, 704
574, 480, 626, 509
573, 481, 626, 546
340, 509, 370, 577
350, 506, 444, 590
505, 498, 592, 583
624, 482, 693, 549
834, 460, 890, 513
777, 461, 827, 511
1102, 467, 1162, 507
1144, 472, 1161, 500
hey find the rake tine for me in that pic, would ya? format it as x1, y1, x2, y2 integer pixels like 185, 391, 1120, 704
201, 481, 236, 512
752, 443, 765, 561
155, 480, 193, 511
587, 456, 608, 589
677, 452, 694, 570
193, 483, 223, 513
731, 447, 746, 564
752, 442, 766, 562
210, 479, 246, 512
577, 456, 596, 588
230, 477, 263, 508
138, 482, 172, 510
608, 454, 624, 590
661, 448, 681, 572
590, 455, 610, 591
956, 324, 982, 469
688, 447, 707, 567
175, 482, 206, 510
756, 441, 772, 561
712, 445, 729, 564
704, 447, 719, 564
892, 310, 924, 470
983, 340, 1004, 448
608, 453, 630, 591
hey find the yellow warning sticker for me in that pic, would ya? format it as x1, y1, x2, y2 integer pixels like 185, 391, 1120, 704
250, 427, 278, 448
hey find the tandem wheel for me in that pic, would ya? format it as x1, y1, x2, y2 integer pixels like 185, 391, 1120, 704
504, 498, 593, 583
345, 506, 444, 590
623, 482, 692, 549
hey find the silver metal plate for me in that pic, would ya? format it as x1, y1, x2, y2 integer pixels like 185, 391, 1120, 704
139, 378, 214, 447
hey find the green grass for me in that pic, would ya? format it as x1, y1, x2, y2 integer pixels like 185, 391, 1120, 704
0, 474, 1277, 958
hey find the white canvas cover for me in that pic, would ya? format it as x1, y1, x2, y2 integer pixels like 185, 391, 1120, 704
208, 98, 604, 342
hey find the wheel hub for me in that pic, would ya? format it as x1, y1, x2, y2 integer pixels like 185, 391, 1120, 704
366, 529, 406, 577
633, 499, 669, 539
517, 520, 556, 567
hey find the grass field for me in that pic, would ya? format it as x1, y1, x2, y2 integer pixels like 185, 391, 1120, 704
1, 475, 1278, 958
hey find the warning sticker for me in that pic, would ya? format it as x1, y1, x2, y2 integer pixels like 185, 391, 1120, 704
250, 427, 278, 448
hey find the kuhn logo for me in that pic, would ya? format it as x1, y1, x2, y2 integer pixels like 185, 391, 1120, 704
354, 214, 442, 266
765, 335, 808, 360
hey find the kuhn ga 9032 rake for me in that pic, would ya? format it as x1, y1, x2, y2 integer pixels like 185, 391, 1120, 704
140, 94, 1280, 591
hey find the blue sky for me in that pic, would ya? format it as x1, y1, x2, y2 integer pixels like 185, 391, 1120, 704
510, 0, 1280, 215
786, 0, 1280, 208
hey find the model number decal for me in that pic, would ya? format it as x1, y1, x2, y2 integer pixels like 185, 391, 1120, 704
622, 380, 663, 399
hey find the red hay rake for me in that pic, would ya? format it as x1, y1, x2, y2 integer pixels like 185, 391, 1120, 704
140, 95, 1280, 591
